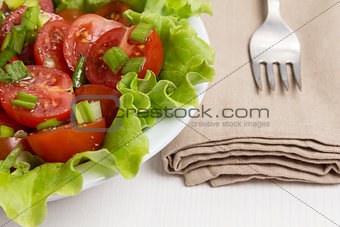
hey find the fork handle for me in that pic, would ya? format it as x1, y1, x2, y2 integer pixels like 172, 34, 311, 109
266, 0, 281, 18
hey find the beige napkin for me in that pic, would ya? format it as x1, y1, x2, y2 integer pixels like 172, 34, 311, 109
162, 0, 340, 186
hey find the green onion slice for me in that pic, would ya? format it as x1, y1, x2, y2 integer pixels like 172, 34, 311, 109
122, 57, 146, 75
17, 92, 38, 103
11, 100, 36, 109
37, 12, 51, 29
73, 101, 102, 125
37, 118, 66, 131
130, 23, 154, 43
0, 68, 13, 84
9, 25, 26, 55
1, 33, 13, 52
0, 49, 16, 68
0, 125, 15, 138
72, 55, 87, 88
103, 47, 129, 74
5, 61, 31, 82
21, 6, 41, 31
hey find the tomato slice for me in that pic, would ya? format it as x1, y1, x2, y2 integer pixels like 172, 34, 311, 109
57, 9, 86, 23
34, 19, 72, 75
0, 107, 28, 132
95, 1, 131, 27
0, 65, 75, 128
75, 84, 120, 127
27, 118, 106, 163
63, 14, 124, 71
0, 138, 33, 160
0, 7, 62, 47
86, 25, 163, 89
38, 0, 54, 13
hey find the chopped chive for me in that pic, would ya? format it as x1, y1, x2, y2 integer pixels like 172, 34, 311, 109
130, 23, 154, 43
89, 101, 102, 120
73, 101, 102, 125
17, 92, 38, 103
4, 0, 25, 10
0, 125, 15, 138
25, 31, 39, 44
72, 55, 88, 88
5, 61, 31, 81
103, 47, 129, 74
37, 12, 51, 29
9, 25, 26, 55
37, 118, 66, 131
23, 0, 40, 7
21, 6, 41, 31
0, 12, 5, 27
0, 49, 16, 68
0, 68, 13, 84
11, 100, 36, 109
1, 33, 13, 52
122, 57, 146, 75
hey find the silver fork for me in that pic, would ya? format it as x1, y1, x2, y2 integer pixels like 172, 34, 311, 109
249, 0, 301, 91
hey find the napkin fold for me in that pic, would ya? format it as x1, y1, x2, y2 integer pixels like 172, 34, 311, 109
162, 0, 340, 186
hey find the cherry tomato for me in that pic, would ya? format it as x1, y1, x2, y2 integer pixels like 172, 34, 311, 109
38, 0, 54, 13
57, 9, 86, 23
0, 65, 75, 128
86, 25, 163, 89
0, 138, 33, 160
0, 3, 9, 12
75, 84, 120, 127
0, 6, 62, 47
0, 107, 28, 132
19, 44, 36, 65
34, 19, 72, 75
95, 1, 131, 27
63, 14, 124, 71
27, 118, 106, 162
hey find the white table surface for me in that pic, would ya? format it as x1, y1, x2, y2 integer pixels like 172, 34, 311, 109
2, 152, 340, 227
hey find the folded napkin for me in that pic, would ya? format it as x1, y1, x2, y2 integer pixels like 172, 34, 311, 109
162, 0, 340, 186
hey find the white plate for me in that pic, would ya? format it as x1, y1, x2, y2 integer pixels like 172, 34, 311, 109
48, 16, 211, 202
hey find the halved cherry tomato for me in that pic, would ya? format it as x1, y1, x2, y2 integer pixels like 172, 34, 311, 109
19, 43, 36, 65
0, 3, 9, 12
57, 9, 86, 23
0, 107, 29, 132
0, 138, 33, 160
34, 19, 72, 75
0, 66, 75, 128
95, 1, 131, 27
75, 84, 120, 127
38, 0, 54, 13
0, 6, 62, 46
27, 118, 106, 162
86, 25, 163, 89
63, 14, 124, 71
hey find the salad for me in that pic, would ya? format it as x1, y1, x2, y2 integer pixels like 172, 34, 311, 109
0, 0, 215, 226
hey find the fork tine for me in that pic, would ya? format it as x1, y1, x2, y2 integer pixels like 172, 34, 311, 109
279, 63, 289, 91
266, 63, 275, 90
251, 61, 262, 90
292, 63, 302, 91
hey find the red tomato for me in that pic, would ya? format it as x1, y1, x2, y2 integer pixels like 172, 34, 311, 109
57, 9, 86, 23
0, 107, 28, 132
27, 118, 106, 162
95, 1, 131, 27
0, 138, 33, 160
86, 25, 163, 89
63, 14, 124, 71
75, 84, 120, 127
0, 3, 9, 12
0, 65, 75, 128
0, 6, 62, 47
38, 0, 54, 13
18, 44, 36, 65
34, 19, 72, 75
